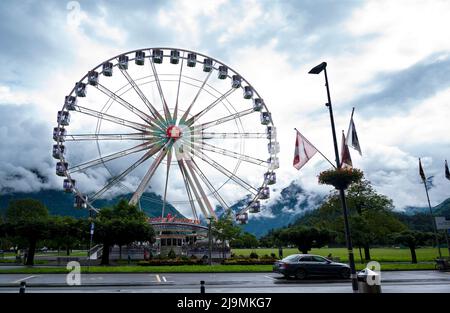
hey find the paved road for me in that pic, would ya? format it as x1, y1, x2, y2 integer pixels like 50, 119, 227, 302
0, 271, 449, 293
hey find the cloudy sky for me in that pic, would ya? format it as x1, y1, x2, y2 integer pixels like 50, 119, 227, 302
1, 0, 449, 214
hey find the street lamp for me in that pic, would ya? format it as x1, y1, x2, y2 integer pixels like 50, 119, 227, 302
309, 62, 359, 292
207, 217, 213, 266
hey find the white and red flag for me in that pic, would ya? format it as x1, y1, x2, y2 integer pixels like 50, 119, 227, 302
340, 131, 353, 169
293, 129, 318, 170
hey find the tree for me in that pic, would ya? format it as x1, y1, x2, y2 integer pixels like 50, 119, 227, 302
301, 177, 407, 260
279, 226, 334, 254
94, 199, 155, 265
211, 211, 241, 258
48, 216, 85, 256
4, 199, 50, 265
231, 232, 259, 248
392, 230, 433, 264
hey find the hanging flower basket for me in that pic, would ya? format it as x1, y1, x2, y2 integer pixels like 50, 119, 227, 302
318, 168, 363, 190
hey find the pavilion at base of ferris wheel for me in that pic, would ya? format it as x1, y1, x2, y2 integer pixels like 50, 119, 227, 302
148, 215, 231, 258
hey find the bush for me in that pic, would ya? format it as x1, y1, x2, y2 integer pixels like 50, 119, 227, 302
249, 252, 259, 259
167, 249, 176, 259
270, 253, 276, 259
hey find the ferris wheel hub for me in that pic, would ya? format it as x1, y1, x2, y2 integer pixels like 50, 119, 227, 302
166, 125, 182, 139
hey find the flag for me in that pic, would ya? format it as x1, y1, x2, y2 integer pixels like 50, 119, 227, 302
445, 160, 450, 181
426, 176, 434, 191
419, 158, 426, 182
346, 108, 362, 156
293, 129, 318, 170
340, 131, 352, 169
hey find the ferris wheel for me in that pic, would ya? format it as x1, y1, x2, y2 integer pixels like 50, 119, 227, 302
53, 48, 279, 224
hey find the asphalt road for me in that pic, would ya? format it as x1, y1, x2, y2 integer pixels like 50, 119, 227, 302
0, 271, 449, 293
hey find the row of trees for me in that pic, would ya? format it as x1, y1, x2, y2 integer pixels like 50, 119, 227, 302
259, 176, 439, 263
0, 199, 155, 265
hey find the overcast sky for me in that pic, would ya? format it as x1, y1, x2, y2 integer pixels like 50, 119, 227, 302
0, 0, 449, 213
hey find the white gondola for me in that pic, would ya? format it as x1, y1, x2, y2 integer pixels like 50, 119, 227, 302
65, 96, 77, 111
187, 53, 197, 67
88, 70, 99, 86
253, 98, 263, 111
218, 65, 228, 79
103, 61, 113, 76
118, 55, 129, 69
260, 112, 271, 125
57, 111, 70, 126
231, 75, 241, 88
52, 144, 65, 159
268, 156, 279, 170
266, 126, 276, 140
56, 161, 68, 176
264, 172, 276, 185
63, 179, 75, 193
135, 50, 145, 65
259, 186, 270, 200
249, 200, 261, 213
170, 49, 180, 64
268, 141, 280, 154
53, 127, 66, 142
203, 58, 213, 72
236, 212, 248, 224
74, 194, 87, 209
243, 86, 253, 99
75, 82, 87, 97
152, 49, 163, 64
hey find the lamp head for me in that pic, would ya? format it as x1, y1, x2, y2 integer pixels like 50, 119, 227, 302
308, 62, 327, 74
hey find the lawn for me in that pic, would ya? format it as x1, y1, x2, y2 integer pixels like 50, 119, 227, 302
232, 247, 447, 263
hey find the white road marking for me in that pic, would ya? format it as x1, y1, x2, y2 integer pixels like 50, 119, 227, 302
12, 275, 38, 284
264, 275, 276, 280
155, 274, 161, 283
162, 276, 167, 282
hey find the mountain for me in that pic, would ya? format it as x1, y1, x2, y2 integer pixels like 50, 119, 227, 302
226, 182, 324, 238
0, 190, 183, 218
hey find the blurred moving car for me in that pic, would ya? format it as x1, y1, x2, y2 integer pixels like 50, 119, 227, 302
273, 254, 350, 279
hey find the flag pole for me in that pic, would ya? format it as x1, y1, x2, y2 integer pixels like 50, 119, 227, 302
294, 128, 336, 169
421, 164, 442, 259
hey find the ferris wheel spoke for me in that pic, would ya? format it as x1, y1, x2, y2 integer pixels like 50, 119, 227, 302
190, 148, 258, 195
173, 53, 184, 123
64, 132, 155, 141
185, 88, 236, 126
191, 132, 267, 140
149, 60, 172, 123
175, 151, 209, 219
73, 105, 150, 132
68, 141, 156, 174
161, 149, 172, 218
183, 157, 216, 219
188, 158, 229, 213
117, 65, 166, 127
191, 141, 268, 167
90, 142, 165, 201
96, 82, 161, 129
179, 67, 215, 124
178, 159, 198, 221
129, 142, 172, 205
193, 108, 254, 131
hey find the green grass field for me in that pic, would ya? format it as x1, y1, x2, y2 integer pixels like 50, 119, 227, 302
232, 247, 448, 263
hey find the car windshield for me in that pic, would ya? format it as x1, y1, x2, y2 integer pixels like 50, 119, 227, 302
282, 255, 299, 262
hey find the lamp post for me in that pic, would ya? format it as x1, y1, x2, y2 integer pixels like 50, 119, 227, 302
309, 62, 359, 292
208, 217, 213, 266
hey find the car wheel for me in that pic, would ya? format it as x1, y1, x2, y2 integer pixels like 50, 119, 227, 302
340, 268, 350, 279
295, 268, 307, 280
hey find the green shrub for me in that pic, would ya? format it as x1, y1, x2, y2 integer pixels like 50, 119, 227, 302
167, 249, 176, 259
249, 252, 259, 259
